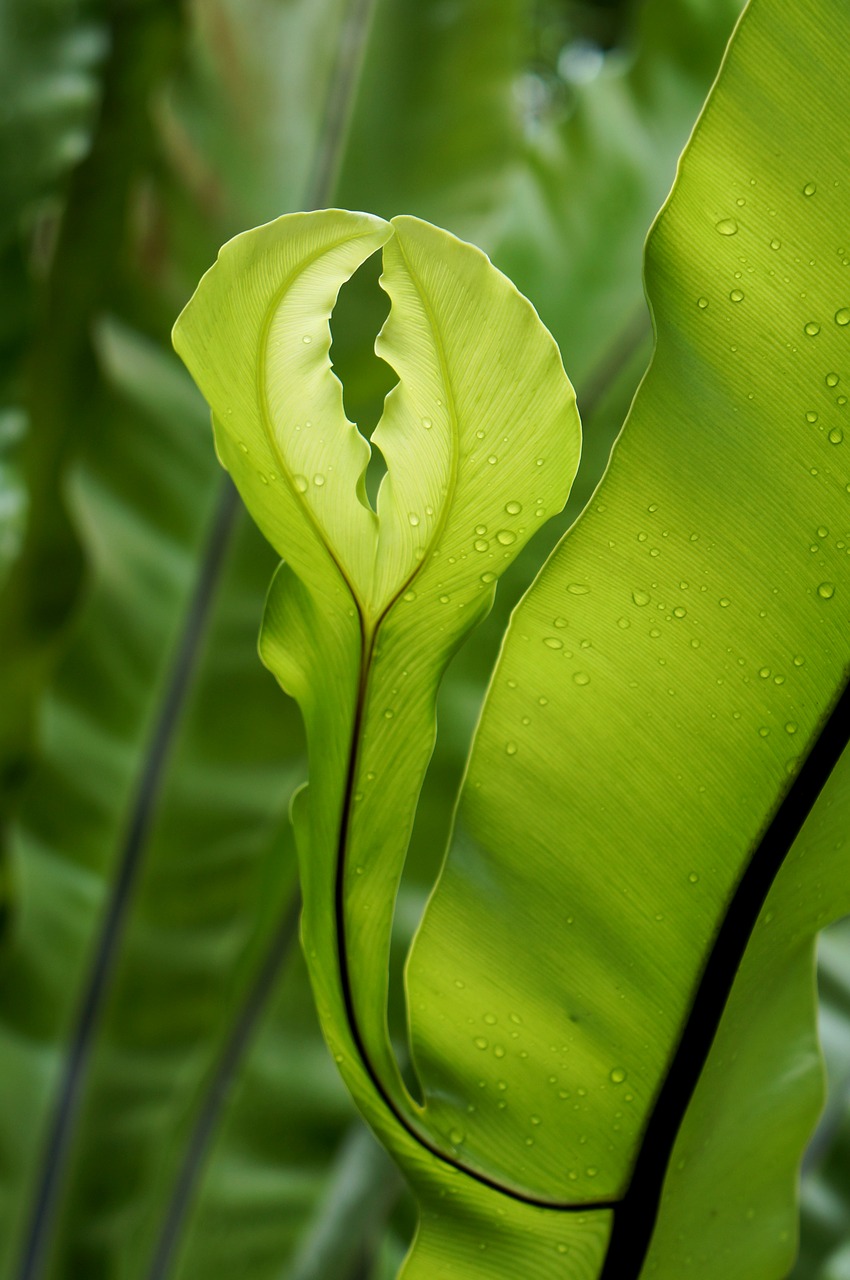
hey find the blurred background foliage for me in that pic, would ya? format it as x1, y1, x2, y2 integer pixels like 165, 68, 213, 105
0, 0, 846, 1276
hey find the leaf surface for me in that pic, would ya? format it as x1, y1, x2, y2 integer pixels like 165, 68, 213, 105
173, 206, 583, 1247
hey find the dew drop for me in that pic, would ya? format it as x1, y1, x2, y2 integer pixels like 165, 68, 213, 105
543, 636, 564, 650
715, 218, 738, 236
804, 321, 821, 336
829, 427, 844, 444
553, 616, 568, 629
785, 722, 798, 734
793, 654, 805, 667
770, 238, 781, 251
827, 372, 840, 387
480, 571, 496, 584
806, 411, 819, 424
689, 872, 700, 884
496, 529, 517, 546
759, 726, 770, 737
817, 581, 835, 599
474, 538, 489, 552
586, 1166, 599, 1178
474, 1037, 488, 1050
450, 1129, 464, 1145
487, 455, 498, 465
632, 590, 650, 607
505, 741, 517, 756
697, 297, 709, 310
422, 417, 433, 429
238, 440, 248, 453
313, 473, 325, 487
573, 671, 590, 686
403, 589, 416, 602
673, 606, 687, 619
610, 1068, 627, 1084
803, 182, 817, 197
302, 334, 312, 344
505, 500, 522, 515
293, 474, 308, 493
730, 289, 745, 304
719, 597, 731, 608
439, 594, 450, 604
408, 512, 420, 526
836, 308, 850, 326
567, 582, 590, 595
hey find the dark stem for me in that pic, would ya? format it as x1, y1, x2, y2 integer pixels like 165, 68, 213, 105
146, 890, 301, 1280
332, 623, 618, 1211
16, 477, 238, 1280
12, 3, 187, 1276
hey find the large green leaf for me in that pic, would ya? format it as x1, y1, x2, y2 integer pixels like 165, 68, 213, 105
173, 209, 582, 1159
175, 0, 850, 1275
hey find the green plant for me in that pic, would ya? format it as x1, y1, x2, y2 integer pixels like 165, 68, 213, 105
2, 0, 849, 1276
172, 0, 850, 1275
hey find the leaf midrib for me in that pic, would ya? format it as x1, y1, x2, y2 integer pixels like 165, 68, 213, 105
330, 236, 619, 1213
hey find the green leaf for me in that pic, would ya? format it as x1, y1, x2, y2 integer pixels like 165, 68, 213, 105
173, 205, 581, 1224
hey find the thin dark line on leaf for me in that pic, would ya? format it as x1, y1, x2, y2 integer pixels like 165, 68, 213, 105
331, 225, 618, 1210
17, 479, 240, 1280
599, 670, 850, 1279
333, 617, 618, 1213
146, 890, 301, 1280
